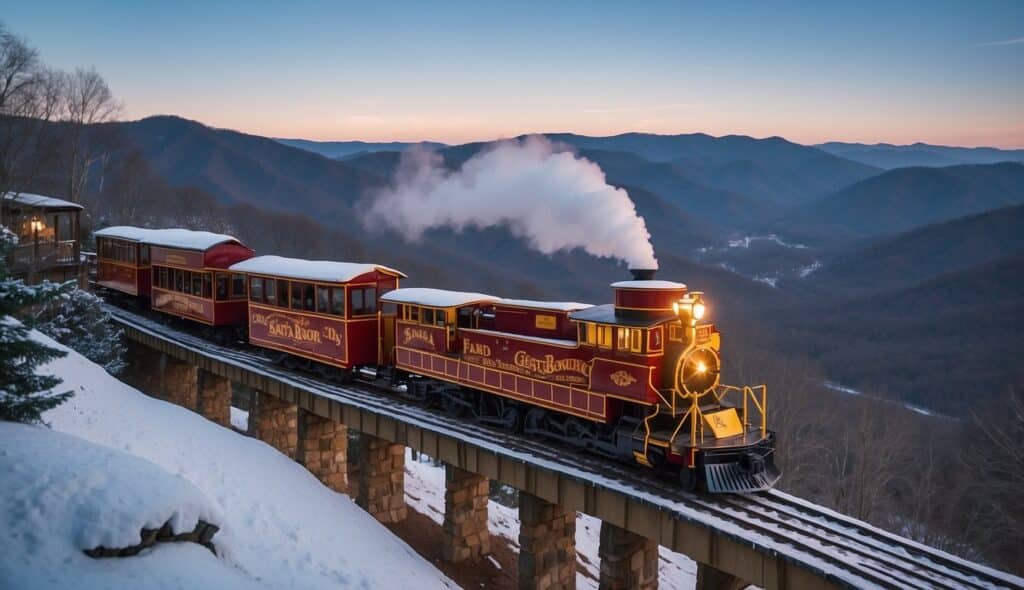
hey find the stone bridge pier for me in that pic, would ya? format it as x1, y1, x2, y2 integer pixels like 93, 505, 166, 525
121, 338, 757, 590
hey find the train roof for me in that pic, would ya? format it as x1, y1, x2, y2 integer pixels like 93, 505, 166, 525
380, 287, 499, 308
610, 279, 687, 290
569, 303, 677, 327
229, 255, 406, 282
95, 226, 243, 251
496, 299, 593, 312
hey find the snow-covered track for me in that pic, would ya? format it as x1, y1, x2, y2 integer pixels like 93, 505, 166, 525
106, 304, 1024, 590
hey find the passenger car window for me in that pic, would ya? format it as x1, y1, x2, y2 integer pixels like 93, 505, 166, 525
291, 282, 304, 310
216, 274, 229, 300
232, 274, 247, 300
331, 287, 345, 316
316, 286, 330, 314
265, 278, 277, 305
250, 277, 263, 302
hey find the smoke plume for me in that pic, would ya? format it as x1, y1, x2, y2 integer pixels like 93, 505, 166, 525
362, 136, 658, 269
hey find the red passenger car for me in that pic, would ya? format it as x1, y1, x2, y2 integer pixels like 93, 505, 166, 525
229, 255, 405, 370
143, 229, 254, 326
95, 226, 155, 296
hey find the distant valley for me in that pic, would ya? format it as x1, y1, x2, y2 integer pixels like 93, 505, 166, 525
20, 116, 1022, 415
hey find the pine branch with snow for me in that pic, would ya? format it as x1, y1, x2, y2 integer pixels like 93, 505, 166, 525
31, 287, 127, 375
0, 227, 73, 424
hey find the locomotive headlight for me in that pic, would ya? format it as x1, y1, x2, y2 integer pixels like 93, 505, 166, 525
692, 302, 706, 320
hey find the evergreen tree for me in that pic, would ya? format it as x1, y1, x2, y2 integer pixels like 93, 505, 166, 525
0, 227, 73, 424
32, 287, 127, 375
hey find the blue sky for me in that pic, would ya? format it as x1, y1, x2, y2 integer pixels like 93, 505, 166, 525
4, 0, 1022, 146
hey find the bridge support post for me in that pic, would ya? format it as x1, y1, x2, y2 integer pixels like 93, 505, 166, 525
301, 413, 349, 494
196, 369, 231, 427
598, 521, 658, 590
442, 465, 490, 563
157, 354, 198, 410
254, 393, 299, 459
357, 434, 407, 523
695, 564, 746, 590
518, 492, 576, 590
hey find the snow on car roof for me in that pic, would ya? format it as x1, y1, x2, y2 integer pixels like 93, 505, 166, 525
95, 226, 243, 251
496, 299, 592, 312
610, 279, 687, 290
2, 191, 83, 211
380, 287, 499, 308
229, 255, 406, 282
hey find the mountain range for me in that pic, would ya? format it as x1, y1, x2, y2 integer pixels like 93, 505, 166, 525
817, 141, 1024, 169
17, 114, 1022, 412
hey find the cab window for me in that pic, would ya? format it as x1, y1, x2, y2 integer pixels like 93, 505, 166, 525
616, 327, 643, 353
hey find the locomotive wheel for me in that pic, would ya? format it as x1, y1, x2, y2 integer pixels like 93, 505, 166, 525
678, 466, 697, 491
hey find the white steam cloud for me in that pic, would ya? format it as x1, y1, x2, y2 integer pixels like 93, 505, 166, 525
363, 136, 658, 269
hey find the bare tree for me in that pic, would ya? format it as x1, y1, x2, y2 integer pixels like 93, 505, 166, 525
0, 23, 64, 203
61, 67, 121, 206
827, 399, 908, 522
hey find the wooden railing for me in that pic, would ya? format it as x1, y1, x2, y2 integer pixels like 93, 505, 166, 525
8, 240, 78, 269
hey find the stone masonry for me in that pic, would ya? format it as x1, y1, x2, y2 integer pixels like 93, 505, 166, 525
442, 465, 491, 563
357, 435, 407, 523
518, 492, 576, 590
695, 564, 746, 590
196, 370, 231, 427
598, 521, 658, 590
301, 412, 349, 493
254, 393, 300, 459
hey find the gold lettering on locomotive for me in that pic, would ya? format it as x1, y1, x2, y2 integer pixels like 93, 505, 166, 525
609, 370, 637, 387
463, 339, 491, 357
513, 350, 592, 378
402, 326, 436, 347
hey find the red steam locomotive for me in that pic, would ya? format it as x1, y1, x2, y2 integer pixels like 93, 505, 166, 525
96, 226, 779, 493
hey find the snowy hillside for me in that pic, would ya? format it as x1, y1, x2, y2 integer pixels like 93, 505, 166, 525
1, 330, 455, 590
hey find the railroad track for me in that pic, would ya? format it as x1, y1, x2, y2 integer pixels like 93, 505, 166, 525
106, 304, 1024, 590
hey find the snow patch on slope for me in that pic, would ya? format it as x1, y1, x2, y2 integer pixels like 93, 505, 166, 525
16, 330, 455, 590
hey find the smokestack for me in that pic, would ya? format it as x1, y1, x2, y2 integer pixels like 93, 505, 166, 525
629, 268, 656, 281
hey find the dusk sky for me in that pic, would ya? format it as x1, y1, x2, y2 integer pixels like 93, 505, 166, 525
5, 1, 1023, 147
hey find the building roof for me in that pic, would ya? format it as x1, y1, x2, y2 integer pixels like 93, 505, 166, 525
95, 226, 244, 251
380, 287, 499, 308
229, 255, 406, 283
569, 304, 678, 327
496, 299, 593, 312
2, 192, 83, 211
610, 279, 687, 290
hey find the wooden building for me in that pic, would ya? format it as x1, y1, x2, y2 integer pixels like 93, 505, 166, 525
1, 192, 83, 284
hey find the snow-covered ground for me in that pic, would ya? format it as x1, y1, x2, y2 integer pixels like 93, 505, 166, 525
0, 330, 456, 589
404, 451, 698, 589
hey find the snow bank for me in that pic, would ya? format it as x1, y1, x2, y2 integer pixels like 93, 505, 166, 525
19, 331, 455, 590
0, 422, 259, 590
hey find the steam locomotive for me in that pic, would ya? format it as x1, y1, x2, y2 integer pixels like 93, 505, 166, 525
95, 226, 780, 493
